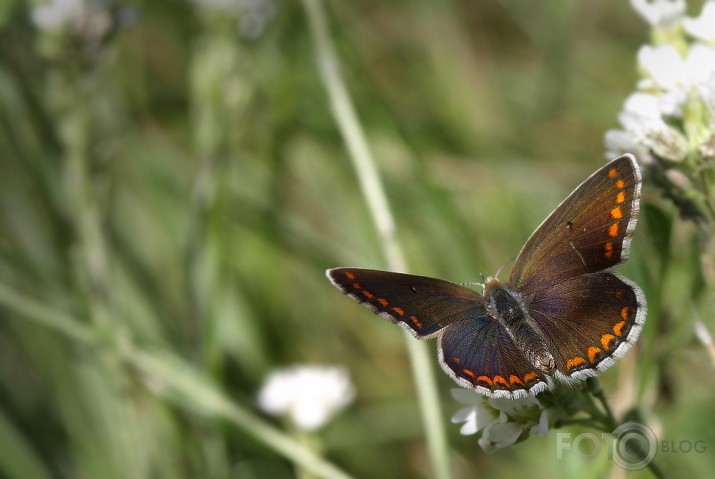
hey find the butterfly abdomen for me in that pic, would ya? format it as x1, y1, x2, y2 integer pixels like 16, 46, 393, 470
490, 286, 555, 373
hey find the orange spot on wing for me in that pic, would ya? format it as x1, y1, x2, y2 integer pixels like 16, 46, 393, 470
621, 306, 629, 320
361, 290, 375, 299
609, 223, 619, 238
352, 282, 361, 289
476, 375, 493, 386
609, 168, 618, 178
587, 346, 602, 364
613, 320, 626, 337
566, 356, 586, 371
409, 315, 423, 329
604, 242, 613, 260
377, 298, 389, 307
523, 372, 539, 383
617, 191, 626, 203
390, 307, 404, 316
462, 368, 475, 378
601, 333, 616, 350
611, 207, 623, 219
451, 357, 461, 364
616, 179, 625, 189
493, 376, 509, 388
509, 375, 524, 387
344, 272, 356, 280
615, 290, 624, 299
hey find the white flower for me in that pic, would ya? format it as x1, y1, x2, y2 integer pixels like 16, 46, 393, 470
637, 44, 686, 92
638, 44, 715, 114
684, 1, 715, 40
630, 0, 686, 27
31, 0, 114, 43
257, 365, 354, 431
608, 92, 689, 162
619, 92, 665, 128
190, 0, 275, 39
686, 43, 715, 86
31, 0, 84, 30
638, 43, 715, 90
605, 129, 652, 162
450, 389, 551, 453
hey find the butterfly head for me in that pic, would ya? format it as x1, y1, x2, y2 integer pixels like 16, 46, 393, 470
482, 276, 502, 297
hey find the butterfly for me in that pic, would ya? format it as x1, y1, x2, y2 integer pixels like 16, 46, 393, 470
327, 154, 647, 398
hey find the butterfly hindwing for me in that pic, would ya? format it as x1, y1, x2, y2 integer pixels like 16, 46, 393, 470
527, 272, 646, 379
510, 154, 641, 294
326, 268, 488, 338
439, 319, 550, 398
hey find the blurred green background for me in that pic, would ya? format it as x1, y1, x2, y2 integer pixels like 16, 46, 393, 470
1, 0, 713, 478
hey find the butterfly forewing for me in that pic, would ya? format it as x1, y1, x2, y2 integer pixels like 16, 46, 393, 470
326, 268, 489, 338
509, 155, 641, 294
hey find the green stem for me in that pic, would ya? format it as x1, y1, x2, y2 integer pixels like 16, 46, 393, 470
646, 460, 667, 479
0, 284, 354, 479
587, 379, 666, 479
301, 1, 452, 478
588, 378, 616, 430
130, 351, 354, 479
57, 75, 114, 332
0, 283, 95, 345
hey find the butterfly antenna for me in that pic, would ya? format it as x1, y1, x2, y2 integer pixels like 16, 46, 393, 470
495, 256, 516, 279
461, 274, 486, 294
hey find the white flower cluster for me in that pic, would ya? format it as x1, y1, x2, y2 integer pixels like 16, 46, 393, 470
257, 365, 355, 431
190, 0, 276, 40
606, 0, 715, 164
450, 388, 555, 453
31, 0, 113, 37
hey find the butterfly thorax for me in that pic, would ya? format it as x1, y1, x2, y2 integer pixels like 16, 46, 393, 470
485, 278, 555, 373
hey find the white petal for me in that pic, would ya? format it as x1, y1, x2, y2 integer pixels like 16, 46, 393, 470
450, 388, 501, 434
619, 93, 666, 135
645, 125, 689, 162
451, 406, 475, 424
256, 365, 354, 430
458, 410, 479, 436
475, 403, 499, 431
630, 0, 686, 27
604, 130, 654, 164
293, 401, 330, 431
685, 44, 715, 85
529, 410, 551, 437
487, 395, 539, 417
605, 129, 638, 153
657, 88, 687, 117
478, 422, 523, 453
257, 370, 296, 413
638, 45, 687, 91
450, 388, 482, 405
684, 1, 715, 40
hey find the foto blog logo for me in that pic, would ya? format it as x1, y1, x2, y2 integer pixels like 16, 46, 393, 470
556, 421, 708, 470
